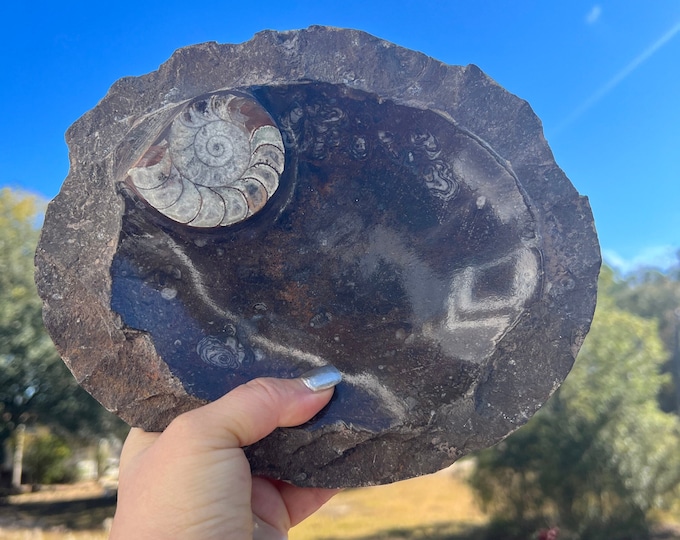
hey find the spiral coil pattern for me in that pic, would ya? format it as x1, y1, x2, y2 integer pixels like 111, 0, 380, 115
127, 92, 284, 227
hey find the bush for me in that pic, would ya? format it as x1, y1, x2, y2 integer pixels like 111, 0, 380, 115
469, 286, 680, 539
23, 429, 73, 485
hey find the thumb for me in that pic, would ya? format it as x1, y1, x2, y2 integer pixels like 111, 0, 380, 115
177, 365, 342, 449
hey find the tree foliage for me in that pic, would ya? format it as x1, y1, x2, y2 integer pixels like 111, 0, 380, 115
609, 260, 680, 413
0, 188, 126, 450
470, 267, 680, 539
22, 428, 73, 485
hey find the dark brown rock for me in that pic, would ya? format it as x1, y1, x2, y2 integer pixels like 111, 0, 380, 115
35, 27, 600, 488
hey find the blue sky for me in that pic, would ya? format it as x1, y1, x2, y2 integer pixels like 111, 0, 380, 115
1, 0, 678, 273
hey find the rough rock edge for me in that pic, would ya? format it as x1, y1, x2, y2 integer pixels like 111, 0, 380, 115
35, 26, 600, 487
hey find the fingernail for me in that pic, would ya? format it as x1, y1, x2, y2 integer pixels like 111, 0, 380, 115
300, 365, 342, 392
253, 515, 287, 540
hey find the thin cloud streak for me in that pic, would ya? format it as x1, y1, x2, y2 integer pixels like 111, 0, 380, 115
550, 20, 680, 137
586, 5, 602, 25
603, 245, 678, 274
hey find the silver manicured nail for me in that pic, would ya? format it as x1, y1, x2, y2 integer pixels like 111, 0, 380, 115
300, 365, 342, 392
253, 515, 287, 540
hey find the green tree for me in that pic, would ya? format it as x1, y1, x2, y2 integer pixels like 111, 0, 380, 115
21, 428, 73, 485
470, 268, 680, 539
0, 188, 125, 457
611, 260, 680, 414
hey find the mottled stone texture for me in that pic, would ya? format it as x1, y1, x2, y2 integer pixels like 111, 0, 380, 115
35, 27, 600, 487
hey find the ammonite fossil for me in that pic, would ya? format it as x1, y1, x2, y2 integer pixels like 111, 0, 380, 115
126, 91, 284, 227
35, 27, 600, 488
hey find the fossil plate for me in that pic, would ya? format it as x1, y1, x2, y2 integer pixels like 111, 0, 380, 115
35, 27, 600, 488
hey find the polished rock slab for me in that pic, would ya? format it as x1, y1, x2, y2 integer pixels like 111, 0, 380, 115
35, 27, 600, 487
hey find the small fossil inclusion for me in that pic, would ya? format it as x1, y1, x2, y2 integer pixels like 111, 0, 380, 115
35, 27, 600, 488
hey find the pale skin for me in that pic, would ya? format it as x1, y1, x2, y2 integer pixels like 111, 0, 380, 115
110, 377, 339, 539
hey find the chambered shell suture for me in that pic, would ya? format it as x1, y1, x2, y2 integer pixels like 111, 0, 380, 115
126, 91, 285, 228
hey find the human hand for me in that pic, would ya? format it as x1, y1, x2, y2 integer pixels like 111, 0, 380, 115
109, 366, 342, 540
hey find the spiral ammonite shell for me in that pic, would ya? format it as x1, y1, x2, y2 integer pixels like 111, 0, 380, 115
126, 92, 285, 228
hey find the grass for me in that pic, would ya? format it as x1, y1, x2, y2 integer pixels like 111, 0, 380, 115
0, 531, 108, 540
0, 464, 485, 540
2, 466, 678, 540
291, 462, 487, 540
0, 483, 114, 539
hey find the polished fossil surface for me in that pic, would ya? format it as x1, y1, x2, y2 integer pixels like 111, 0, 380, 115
35, 27, 600, 487
111, 82, 542, 433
